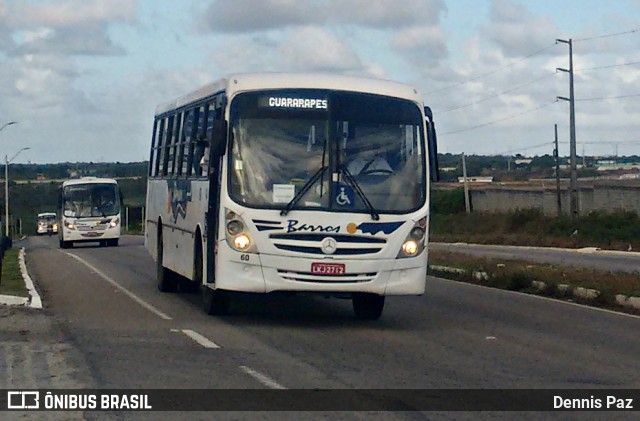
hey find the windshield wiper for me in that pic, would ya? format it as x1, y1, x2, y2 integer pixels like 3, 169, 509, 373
280, 166, 328, 216
340, 165, 380, 221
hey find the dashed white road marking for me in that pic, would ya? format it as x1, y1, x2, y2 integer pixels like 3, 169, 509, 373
239, 366, 286, 390
62, 251, 173, 320
180, 329, 220, 349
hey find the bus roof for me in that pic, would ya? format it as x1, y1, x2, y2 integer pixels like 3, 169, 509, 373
155, 72, 424, 116
37, 212, 56, 217
62, 177, 118, 187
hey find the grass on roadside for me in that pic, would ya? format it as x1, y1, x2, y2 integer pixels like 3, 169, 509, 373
429, 193, 640, 251
428, 250, 640, 310
0, 248, 28, 298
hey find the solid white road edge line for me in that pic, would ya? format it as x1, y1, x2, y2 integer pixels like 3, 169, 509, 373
20, 247, 42, 309
239, 366, 287, 390
181, 329, 220, 349
62, 251, 173, 320
431, 276, 640, 321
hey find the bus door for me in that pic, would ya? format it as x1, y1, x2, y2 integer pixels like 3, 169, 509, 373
206, 118, 228, 285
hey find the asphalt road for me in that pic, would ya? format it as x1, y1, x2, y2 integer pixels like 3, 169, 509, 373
431, 242, 640, 273
4, 235, 640, 419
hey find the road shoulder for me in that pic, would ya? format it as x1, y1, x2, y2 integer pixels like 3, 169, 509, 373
0, 246, 43, 308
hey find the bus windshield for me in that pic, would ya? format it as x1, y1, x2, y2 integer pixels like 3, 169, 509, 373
229, 90, 426, 214
38, 213, 56, 222
63, 183, 120, 218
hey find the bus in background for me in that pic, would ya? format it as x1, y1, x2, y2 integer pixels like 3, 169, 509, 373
36, 212, 58, 236
145, 72, 438, 319
59, 177, 122, 248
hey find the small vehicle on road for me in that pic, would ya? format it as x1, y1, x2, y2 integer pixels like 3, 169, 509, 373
36, 212, 58, 236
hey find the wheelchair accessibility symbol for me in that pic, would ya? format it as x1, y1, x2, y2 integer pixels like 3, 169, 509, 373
335, 185, 355, 207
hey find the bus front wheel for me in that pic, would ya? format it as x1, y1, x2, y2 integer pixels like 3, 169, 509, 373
352, 293, 385, 320
201, 286, 230, 316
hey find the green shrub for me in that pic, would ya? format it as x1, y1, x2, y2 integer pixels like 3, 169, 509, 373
431, 188, 466, 215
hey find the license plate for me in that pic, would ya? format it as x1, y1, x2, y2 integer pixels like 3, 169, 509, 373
311, 262, 345, 275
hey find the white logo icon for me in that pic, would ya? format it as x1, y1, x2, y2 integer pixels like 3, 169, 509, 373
336, 187, 351, 206
7, 391, 40, 409
321, 237, 338, 255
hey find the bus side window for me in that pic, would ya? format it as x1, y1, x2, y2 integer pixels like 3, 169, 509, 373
181, 109, 195, 176
192, 105, 208, 176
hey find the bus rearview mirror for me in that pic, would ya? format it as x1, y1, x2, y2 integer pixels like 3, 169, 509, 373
424, 106, 440, 182
211, 120, 227, 157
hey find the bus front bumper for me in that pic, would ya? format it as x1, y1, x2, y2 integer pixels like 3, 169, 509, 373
215, 241, 427, 296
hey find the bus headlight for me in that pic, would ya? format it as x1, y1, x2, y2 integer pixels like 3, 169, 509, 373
402, 240, 419, 256
224, 208, 257, 253
64, 221, 75, 230
233, 234, 251, 250
227, 220, 244, 236
110, 218, 120, 228
397, 217, 427, 258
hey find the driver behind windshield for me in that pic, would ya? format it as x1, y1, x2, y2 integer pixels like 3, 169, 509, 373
344, 125, 398, 176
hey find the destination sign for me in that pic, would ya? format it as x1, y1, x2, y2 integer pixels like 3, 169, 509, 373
260, 96, 328, 110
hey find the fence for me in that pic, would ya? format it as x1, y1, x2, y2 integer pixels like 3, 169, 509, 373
469, 185, 640, 215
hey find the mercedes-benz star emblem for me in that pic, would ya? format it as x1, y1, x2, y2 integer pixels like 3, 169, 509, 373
321, 237, 337, 255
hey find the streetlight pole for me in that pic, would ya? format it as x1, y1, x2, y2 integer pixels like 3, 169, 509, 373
5, 147, 30, 237
0, 121, 18, 237
556, 38, 579, 221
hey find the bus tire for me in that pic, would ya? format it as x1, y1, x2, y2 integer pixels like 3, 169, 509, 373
59, 240, 72, 249
352, 293, 385, 320
201, 286, 230, 316
157, 231, 177, 293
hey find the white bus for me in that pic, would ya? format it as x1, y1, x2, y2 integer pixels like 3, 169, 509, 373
145, 72, 439, 319
59, 177, 122, 248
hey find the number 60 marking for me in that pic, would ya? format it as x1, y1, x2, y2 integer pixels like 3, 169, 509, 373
240, 254, 250, 261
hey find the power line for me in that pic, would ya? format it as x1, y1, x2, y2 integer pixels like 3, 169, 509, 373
574, 27, 640, 42
577, 60, 640, 72
439, 73, 556, 114
495, 141, 553, 156
425, 43, 557, 95
439, 100, 559, 136
576, 93, 640, 102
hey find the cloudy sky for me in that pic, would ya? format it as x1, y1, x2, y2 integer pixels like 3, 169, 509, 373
0, 0, 639, 163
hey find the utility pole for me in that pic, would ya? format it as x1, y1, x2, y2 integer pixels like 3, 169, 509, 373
554, 124, 562, 217
556, 38, 579, 221
461, 153, 471, 214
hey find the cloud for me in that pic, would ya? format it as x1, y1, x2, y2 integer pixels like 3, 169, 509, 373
15, 0, 136, 28
392, 26, 448, 66
336, 0, 444, 28
12, 24, 126, 56
5, 54, 86, 113
482, 0, 558, 57
203, 28, 368, 76
198, 0, 446, 33
198, 0, 311, 33
1, 0, 136, 57
277, 27, 362, 72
